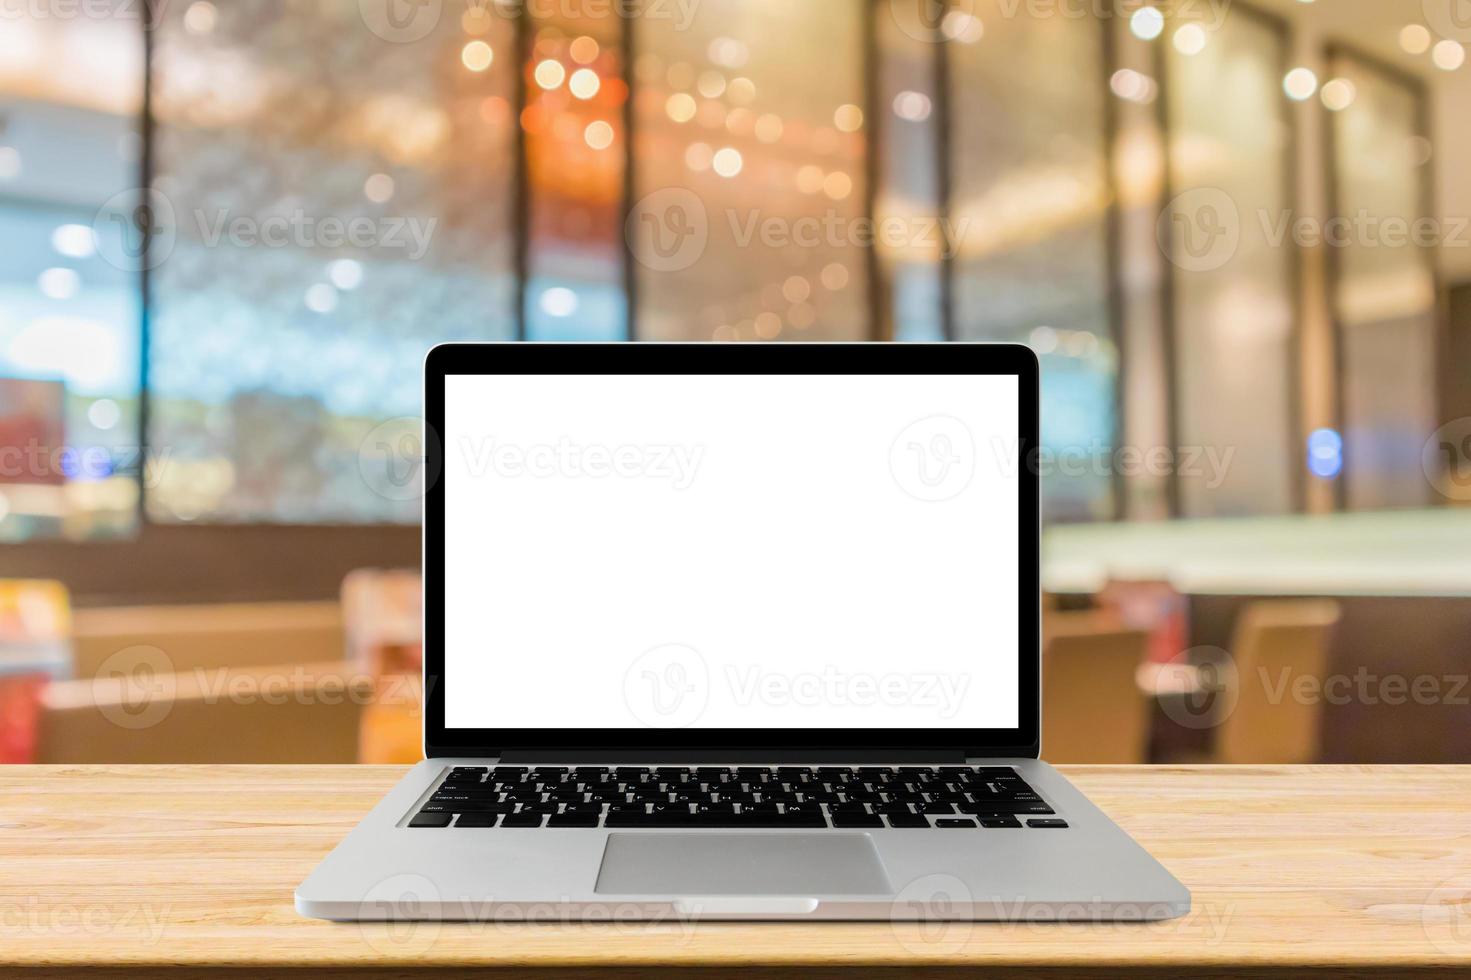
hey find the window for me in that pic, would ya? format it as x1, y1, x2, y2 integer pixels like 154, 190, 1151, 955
0, 8, 144, 542
147, 0, 519, 523
948, 1, 1116, 522
632, 0, 869, 342
1327, 49, 1437, 510
1164, 6, 1296, 517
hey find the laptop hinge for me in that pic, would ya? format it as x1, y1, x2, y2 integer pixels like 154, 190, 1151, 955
496, 749, 970, 764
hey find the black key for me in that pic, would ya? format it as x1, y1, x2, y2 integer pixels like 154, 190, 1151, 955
920, 802, 956, 815
936, 818, 977, 828
738, 812, 826, 828
560, 802, 602, 814
734, 767, 769, 781
491, 766, 527, 779
781, 804, 826, 824
831, 812, 884, 828
959, 801, 1054, 815
876, 802, 914, 815
615, 767, 650, 781
979, 816, 1022, 829
886, 813, 931, 828
573, 767, 609, 781
605, 810, 695, 828
814, 767, 851, 781
409, 812, 452, 828
529, 767, 568, 782
502, 812, 545, 827
450, 766, 488, 776
1027, 818, 1069, 829
856, 767, 892, 778
696, 767, 729, 782
454, 812, 498, 828
422, 801, 508, 813
586, 789, 627, 803
695, 802, 737, 815
549, 812, 601, 827
777, 767, 812, 782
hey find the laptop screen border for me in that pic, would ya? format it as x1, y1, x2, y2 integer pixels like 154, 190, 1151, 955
422, 342, 1041, 760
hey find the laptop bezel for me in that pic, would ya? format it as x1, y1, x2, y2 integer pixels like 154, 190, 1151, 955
422, 342, 1041, 760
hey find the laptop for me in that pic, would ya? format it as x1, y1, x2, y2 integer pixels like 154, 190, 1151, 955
297, 341, 1189, 922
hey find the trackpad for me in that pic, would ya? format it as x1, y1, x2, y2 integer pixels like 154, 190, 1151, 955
595, 834, 893, 895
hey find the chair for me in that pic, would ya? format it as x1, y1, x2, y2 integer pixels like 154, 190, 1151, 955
1042, 618, 1152, 763
1137, 599, 1342, 764
1215, 599, 1341, 765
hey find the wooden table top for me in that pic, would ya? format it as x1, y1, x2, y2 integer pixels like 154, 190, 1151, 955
2, 764, 1468, 978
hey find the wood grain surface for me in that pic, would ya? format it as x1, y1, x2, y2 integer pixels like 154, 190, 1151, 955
1, 764, 1468, 978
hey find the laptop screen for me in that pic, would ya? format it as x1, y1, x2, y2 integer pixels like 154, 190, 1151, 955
442, 372, 1021, 732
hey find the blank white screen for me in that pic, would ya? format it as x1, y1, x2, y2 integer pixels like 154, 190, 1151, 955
443, 373, 1020, 730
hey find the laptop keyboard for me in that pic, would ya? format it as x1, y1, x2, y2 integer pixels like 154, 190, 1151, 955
408, 765, 1065, 830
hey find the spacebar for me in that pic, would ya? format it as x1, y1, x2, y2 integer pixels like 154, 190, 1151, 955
603, 813, 828, 828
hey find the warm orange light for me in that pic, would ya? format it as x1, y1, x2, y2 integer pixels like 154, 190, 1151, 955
585, 120, 615, 150
833, 104, 864, 133
569, 35, 600, 65
534, 59, 566, 89
461, 41, 494, 72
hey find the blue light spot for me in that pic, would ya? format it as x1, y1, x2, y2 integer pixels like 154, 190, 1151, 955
1307, 428, 1343, 479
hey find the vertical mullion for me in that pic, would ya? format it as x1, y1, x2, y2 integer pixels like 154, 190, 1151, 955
513, 8, 531, 342
1099, 11, 1127, 522
621, 11, 637, 342
934, 6, 956, 342
862, 0, 887, 342
138, 0, 156, 525
1153, 30, 1183, 519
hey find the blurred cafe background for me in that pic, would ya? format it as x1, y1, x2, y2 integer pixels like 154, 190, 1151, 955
1, 0, 1469, 766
